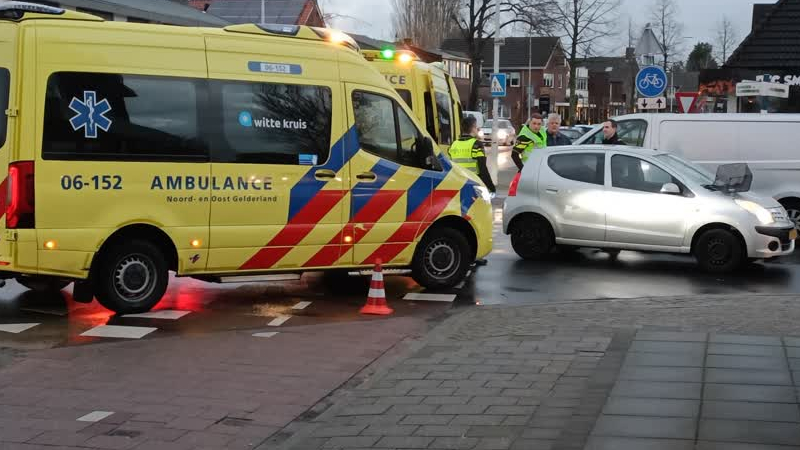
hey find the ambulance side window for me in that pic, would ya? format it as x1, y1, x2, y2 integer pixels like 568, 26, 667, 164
42, 72, 206, 161
396, 89, 412, 109
423, 93, 437, 141
0, 68, 8, 148
352, 91, 427, 170
435, 92, 452, 145
212, 81, 332, 165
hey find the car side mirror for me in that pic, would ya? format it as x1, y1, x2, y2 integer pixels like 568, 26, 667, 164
660, 183, 681, 195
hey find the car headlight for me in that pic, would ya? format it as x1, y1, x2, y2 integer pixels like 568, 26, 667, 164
497, 130, 508, 140
474, 185, 492, 203
735, 199, 774, 225
478, 130, 485, 138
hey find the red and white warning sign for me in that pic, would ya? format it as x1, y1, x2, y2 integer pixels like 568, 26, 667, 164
675, 92, 700, 113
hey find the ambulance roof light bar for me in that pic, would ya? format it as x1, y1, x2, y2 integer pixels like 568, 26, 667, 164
0, 1, 65, 19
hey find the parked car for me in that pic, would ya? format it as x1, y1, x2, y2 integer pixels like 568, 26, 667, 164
559, 126, 586, 141
463, 110, 485, 128
503, 145, 796, 273
573, 113, 800, 230
479, 119, 516, 145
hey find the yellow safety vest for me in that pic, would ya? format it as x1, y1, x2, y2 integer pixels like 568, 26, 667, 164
515, 125, 547, 163
449, 137, 484, 173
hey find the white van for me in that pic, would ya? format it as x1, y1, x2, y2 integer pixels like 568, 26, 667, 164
574, 113, 800, 228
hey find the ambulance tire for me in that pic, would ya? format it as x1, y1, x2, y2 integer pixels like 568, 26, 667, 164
93, 240, 169, 315
411, 227, 471, 290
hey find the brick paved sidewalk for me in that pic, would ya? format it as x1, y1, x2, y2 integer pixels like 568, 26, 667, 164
0, 316, 429, 450
276, 295, 800, 450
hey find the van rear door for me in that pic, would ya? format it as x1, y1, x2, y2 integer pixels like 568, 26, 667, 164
0, 22, 17, 266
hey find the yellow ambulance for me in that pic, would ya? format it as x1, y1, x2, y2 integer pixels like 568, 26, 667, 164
361, 49, 463, 154
0, 2, 493, 313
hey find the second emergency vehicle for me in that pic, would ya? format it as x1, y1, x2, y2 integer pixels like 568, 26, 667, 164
361, 49, 463, 154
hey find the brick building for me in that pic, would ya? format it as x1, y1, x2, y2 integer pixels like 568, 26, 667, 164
441, 37, 569, 128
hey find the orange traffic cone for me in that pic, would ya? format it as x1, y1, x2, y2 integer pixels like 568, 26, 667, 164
360, 259, 394, 315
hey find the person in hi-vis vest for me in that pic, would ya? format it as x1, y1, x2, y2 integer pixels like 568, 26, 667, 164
512, 112, 547, 171
449, 116, 496, 194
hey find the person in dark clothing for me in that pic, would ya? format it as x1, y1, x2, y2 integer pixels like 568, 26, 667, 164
602, 119, 626, 145
448, 116, 496, 194
546, 113, 572, 146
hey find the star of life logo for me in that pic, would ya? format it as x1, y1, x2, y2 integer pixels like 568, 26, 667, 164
69, 91, 112, 139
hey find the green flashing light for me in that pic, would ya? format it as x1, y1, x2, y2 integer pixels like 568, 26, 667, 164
380, 48, 395, 60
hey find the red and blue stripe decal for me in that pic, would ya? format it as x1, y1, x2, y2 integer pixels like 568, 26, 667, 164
240, 128, 358, 270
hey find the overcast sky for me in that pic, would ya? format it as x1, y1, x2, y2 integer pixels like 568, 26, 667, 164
321, 0, 769, 58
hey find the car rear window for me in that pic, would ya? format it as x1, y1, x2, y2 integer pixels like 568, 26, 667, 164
548, 153, 605, 185
0, 68, 9, 148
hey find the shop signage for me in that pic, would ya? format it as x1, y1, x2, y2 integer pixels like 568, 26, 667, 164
736, 81, 790, 98
756, 74, 800, 86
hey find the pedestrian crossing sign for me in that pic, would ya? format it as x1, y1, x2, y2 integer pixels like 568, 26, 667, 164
491, 73, 507, 97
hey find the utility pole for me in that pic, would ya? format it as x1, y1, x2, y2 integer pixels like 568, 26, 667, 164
527, 35, 532, 121
261, 0, 266, 25
489, 0, 501, 185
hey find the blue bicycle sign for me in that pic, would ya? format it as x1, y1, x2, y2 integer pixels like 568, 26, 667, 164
636, 66, 667, 97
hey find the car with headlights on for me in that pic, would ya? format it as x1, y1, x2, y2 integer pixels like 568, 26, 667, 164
479, 119, 515, 146
503, 145, 796, 273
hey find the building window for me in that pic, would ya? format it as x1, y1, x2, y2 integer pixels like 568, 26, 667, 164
543, 73, 554, 88
76, 7, 113, 20
509, 72, 521, 87
558, 74, 563, 89
577, 78, 588, 91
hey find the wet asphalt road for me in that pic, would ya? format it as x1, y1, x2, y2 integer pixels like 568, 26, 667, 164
2, 162, 800, 347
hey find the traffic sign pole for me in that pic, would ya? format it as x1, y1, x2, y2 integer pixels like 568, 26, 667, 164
490, 1, 501, 187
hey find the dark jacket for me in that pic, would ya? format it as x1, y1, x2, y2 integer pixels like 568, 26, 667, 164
602, 133, 626, 145
547, 131, 572, 146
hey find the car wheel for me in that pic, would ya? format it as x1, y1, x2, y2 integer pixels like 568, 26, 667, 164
695, 229, 744, 274
510, 216, 554, 260
16, 277, 70, 292
411, 227, 471, 290
93, 240, 169, 314
780, 199, 800, 231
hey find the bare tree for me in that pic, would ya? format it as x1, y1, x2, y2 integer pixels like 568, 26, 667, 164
714, 15, 739, 65
392, 0, 461, 49
551, 0, 621, 124
650, 0, 684, 71
451, 0, 557, 110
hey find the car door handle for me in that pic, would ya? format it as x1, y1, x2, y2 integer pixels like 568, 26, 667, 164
545, 187, 559, 194
314, 169, 336, 180
356, 172, 377, 181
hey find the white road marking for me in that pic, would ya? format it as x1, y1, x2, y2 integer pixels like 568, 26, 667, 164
80, 325, 157, 339
77, 411, 114, 422
268, 315, 290, 327
253, 332, 279, 338
292, 301, 312, 310
0, 323, 40, 334
122, 310, 191, 320
403, 293, 457, 302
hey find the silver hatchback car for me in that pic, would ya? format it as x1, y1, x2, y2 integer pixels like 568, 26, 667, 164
503, 145, 797, 272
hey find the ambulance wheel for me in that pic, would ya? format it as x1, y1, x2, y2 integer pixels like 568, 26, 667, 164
93, 240, 168, 314
16, 277, 70, 292
411, 227, 471, 290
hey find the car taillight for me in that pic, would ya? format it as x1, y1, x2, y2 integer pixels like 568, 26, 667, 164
6, 161, 35, 229
508, 172, 521, 197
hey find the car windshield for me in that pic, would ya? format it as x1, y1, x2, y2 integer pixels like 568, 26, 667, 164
653, 154, 715, 186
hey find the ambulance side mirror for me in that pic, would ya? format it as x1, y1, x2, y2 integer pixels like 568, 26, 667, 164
419, 136, 438, 170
